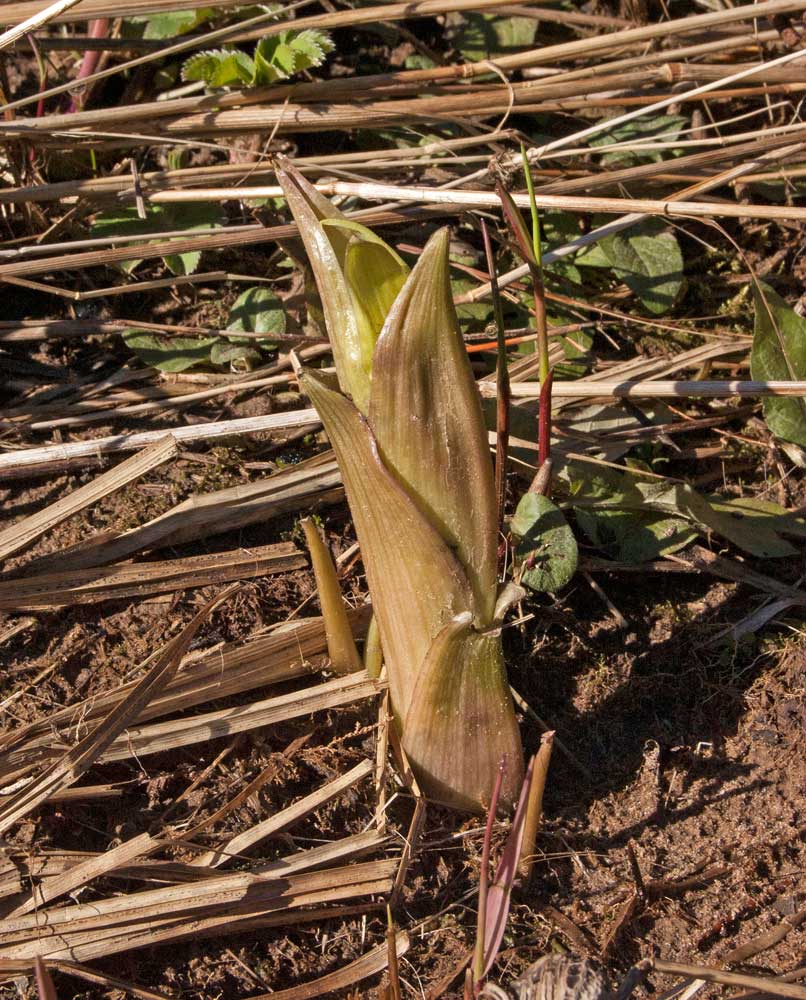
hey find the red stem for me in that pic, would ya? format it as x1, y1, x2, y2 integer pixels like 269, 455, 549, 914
67, 18, 110, 112
538, 368, 554, 470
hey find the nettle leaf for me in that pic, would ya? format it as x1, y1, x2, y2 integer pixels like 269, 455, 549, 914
182, 48, 254, 87
446, 12, 538, 61
577, 220, 683, 315
123, 332, 218, 372
511, 493, 578, 593
575, 508, 696, 563
750, 282, 806, 447
590, 114, 688, 167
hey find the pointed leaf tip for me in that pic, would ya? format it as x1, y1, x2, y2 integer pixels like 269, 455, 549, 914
370, 227, 498, 625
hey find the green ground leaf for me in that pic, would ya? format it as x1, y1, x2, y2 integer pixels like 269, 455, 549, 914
575, 507, 696, 563
590, 114, 688, 166
137, 7, 215, 40
90, 203, 222, 275
750, 282, 806, 447
182, 48, 255, 87
511, 493, 578, 593
123, 332, 219, 372
446, 12, 538, 61
578, 220, 683, 315
227, 286, 286, 337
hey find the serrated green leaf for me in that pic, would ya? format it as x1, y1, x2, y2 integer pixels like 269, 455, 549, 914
750, 282, 806, 447
512, 493, 578, 593
290, 28, 334, 70
123, 331, 218, 372
253, 36, 286, 83
182, 48, 254, 87
370, 228, 498, 625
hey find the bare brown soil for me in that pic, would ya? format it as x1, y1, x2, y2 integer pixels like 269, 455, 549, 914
1, 451, 803, 998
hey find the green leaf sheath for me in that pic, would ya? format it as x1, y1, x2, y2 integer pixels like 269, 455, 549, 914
403, 614, 524, 811
300, 369, 474, 723
370, 228, 498, 624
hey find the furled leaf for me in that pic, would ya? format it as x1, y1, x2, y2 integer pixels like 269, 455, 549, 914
275, 160, 365, 409
300, 369, 474, 723
751, 282, 806, 447
370, 228, 498, 624
325, 219, 409, 358
302, 517, 362, 675
578, 220, 683, 315
482, 754, 536, 974
403, 613, 524, 812
511, 493, 578, 593
122, 332, 218, 372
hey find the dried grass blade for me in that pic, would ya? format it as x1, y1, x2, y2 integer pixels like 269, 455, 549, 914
0, 859, 397, 963
47, 453, 341, 571
0, 610, 371, 780
10, 832, 163, 917
252, 931, 409, 1000
0, 543, 304, 610
196, 759, 373, 867
94, 672, 382, 764
0, 586, 237, 835
0, 436, 176, 563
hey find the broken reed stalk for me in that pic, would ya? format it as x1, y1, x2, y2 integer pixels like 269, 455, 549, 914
146, 180, 806, 225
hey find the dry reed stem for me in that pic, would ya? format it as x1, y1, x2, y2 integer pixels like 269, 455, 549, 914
0, 542, 304, 610
0, 408, 321, 476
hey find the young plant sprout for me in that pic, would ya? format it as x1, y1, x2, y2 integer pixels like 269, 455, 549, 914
276, 158, 524, 812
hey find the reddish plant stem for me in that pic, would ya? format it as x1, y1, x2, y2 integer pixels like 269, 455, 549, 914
68, 18, 110, 112
473, 757, 505, 992
538, 368, 554, 471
